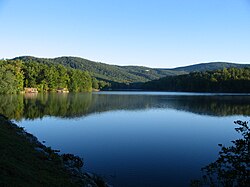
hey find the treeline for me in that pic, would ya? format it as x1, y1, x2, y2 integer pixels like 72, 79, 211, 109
1, 59, 250, 94
14, 56, 183, 83
0, 59, 107, 94
143, 68, 250, 93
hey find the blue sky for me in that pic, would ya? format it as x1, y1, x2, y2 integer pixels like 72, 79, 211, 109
0, 0, 250, 68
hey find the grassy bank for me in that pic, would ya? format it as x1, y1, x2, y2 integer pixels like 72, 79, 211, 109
0, 114, 106, 187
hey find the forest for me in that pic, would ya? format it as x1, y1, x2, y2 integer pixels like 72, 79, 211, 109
14, 56, 184, 83
0, 59, 107, 94
143, 68, 250, 93
15, 56, 250, 85
1, 58, 250, 94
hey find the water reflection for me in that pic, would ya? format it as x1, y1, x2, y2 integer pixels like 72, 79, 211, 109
0, 92, 250, 120
9, 92, 249, 187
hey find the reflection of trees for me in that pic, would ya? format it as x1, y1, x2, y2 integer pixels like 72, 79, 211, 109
87, 94, 156, 113
0, 94, 250, 120
0, 95, 24, 120
0, 93, 93, 120
22, 93, 93, 119
167, 96, 250, 117
73, 95, 250, 117
191, 121, 250, 187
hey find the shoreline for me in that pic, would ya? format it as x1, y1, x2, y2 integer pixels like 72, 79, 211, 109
0, 114, 111, 187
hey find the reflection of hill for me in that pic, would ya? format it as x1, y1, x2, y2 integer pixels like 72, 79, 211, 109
0, 93, 250, 120
162, 95, 250, 117
89, 94, 250, 117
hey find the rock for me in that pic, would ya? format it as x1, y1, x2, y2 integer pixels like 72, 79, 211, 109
34, 147, 49, 156
86, 172, 94, 179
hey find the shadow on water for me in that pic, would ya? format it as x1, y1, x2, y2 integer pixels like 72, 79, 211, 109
191, 120, 250, 187
0, 93, 250, 120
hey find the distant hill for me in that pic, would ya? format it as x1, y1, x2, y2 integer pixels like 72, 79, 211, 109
13, 56, 249, 84
14, 56, 185, 83
143, 67, 250, 93
170, 62, 250, 72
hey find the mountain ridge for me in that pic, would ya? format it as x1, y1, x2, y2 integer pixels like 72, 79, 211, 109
13, 56, 185, 83
13, 56, 250, 84
170, 61, 250, 72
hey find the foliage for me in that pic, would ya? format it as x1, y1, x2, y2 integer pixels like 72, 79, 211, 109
172, 62, 250, 72
15, 57, 250, 86
0, 59, 94, 94
143, 68, 250, 93
14, 56, 185, 84
191, 120, 250, 187
3, 57, 250, 92
0, 60, 24, 94
23, 61, 93, 92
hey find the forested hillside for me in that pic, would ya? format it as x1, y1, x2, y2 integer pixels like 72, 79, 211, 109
143, 68, 250, 93
0, 59, 95, 94
14, 56, 185, 83
170, 62, 250, 72
14, 56, 250, 84
2, 56, 250, 94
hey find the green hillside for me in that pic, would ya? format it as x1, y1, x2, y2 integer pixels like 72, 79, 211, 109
170, 62, 250, 72
143, 67, 250, 93
13, 57, 250, 86
14, 56, 185, 83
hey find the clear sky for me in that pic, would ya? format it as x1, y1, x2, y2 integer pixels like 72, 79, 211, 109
0, 0, 250, 68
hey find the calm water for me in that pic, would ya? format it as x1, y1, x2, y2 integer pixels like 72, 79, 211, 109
1, 92, 250, 187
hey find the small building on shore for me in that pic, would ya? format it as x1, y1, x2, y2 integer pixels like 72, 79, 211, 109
57, 88, 69, 93
24, 88, 38, 93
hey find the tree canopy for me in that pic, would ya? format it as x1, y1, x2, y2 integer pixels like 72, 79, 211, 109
1, 58, 250, 93
143, 68, 250, 93
0, 59, 96, 94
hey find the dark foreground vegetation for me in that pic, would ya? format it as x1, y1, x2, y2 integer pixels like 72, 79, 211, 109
0, 114, 108, 187
191, 120, 250, 186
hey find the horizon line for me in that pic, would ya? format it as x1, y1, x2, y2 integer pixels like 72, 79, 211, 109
2, 55, 250, 69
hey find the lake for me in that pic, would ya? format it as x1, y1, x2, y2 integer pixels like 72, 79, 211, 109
1, 92, 249, 187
